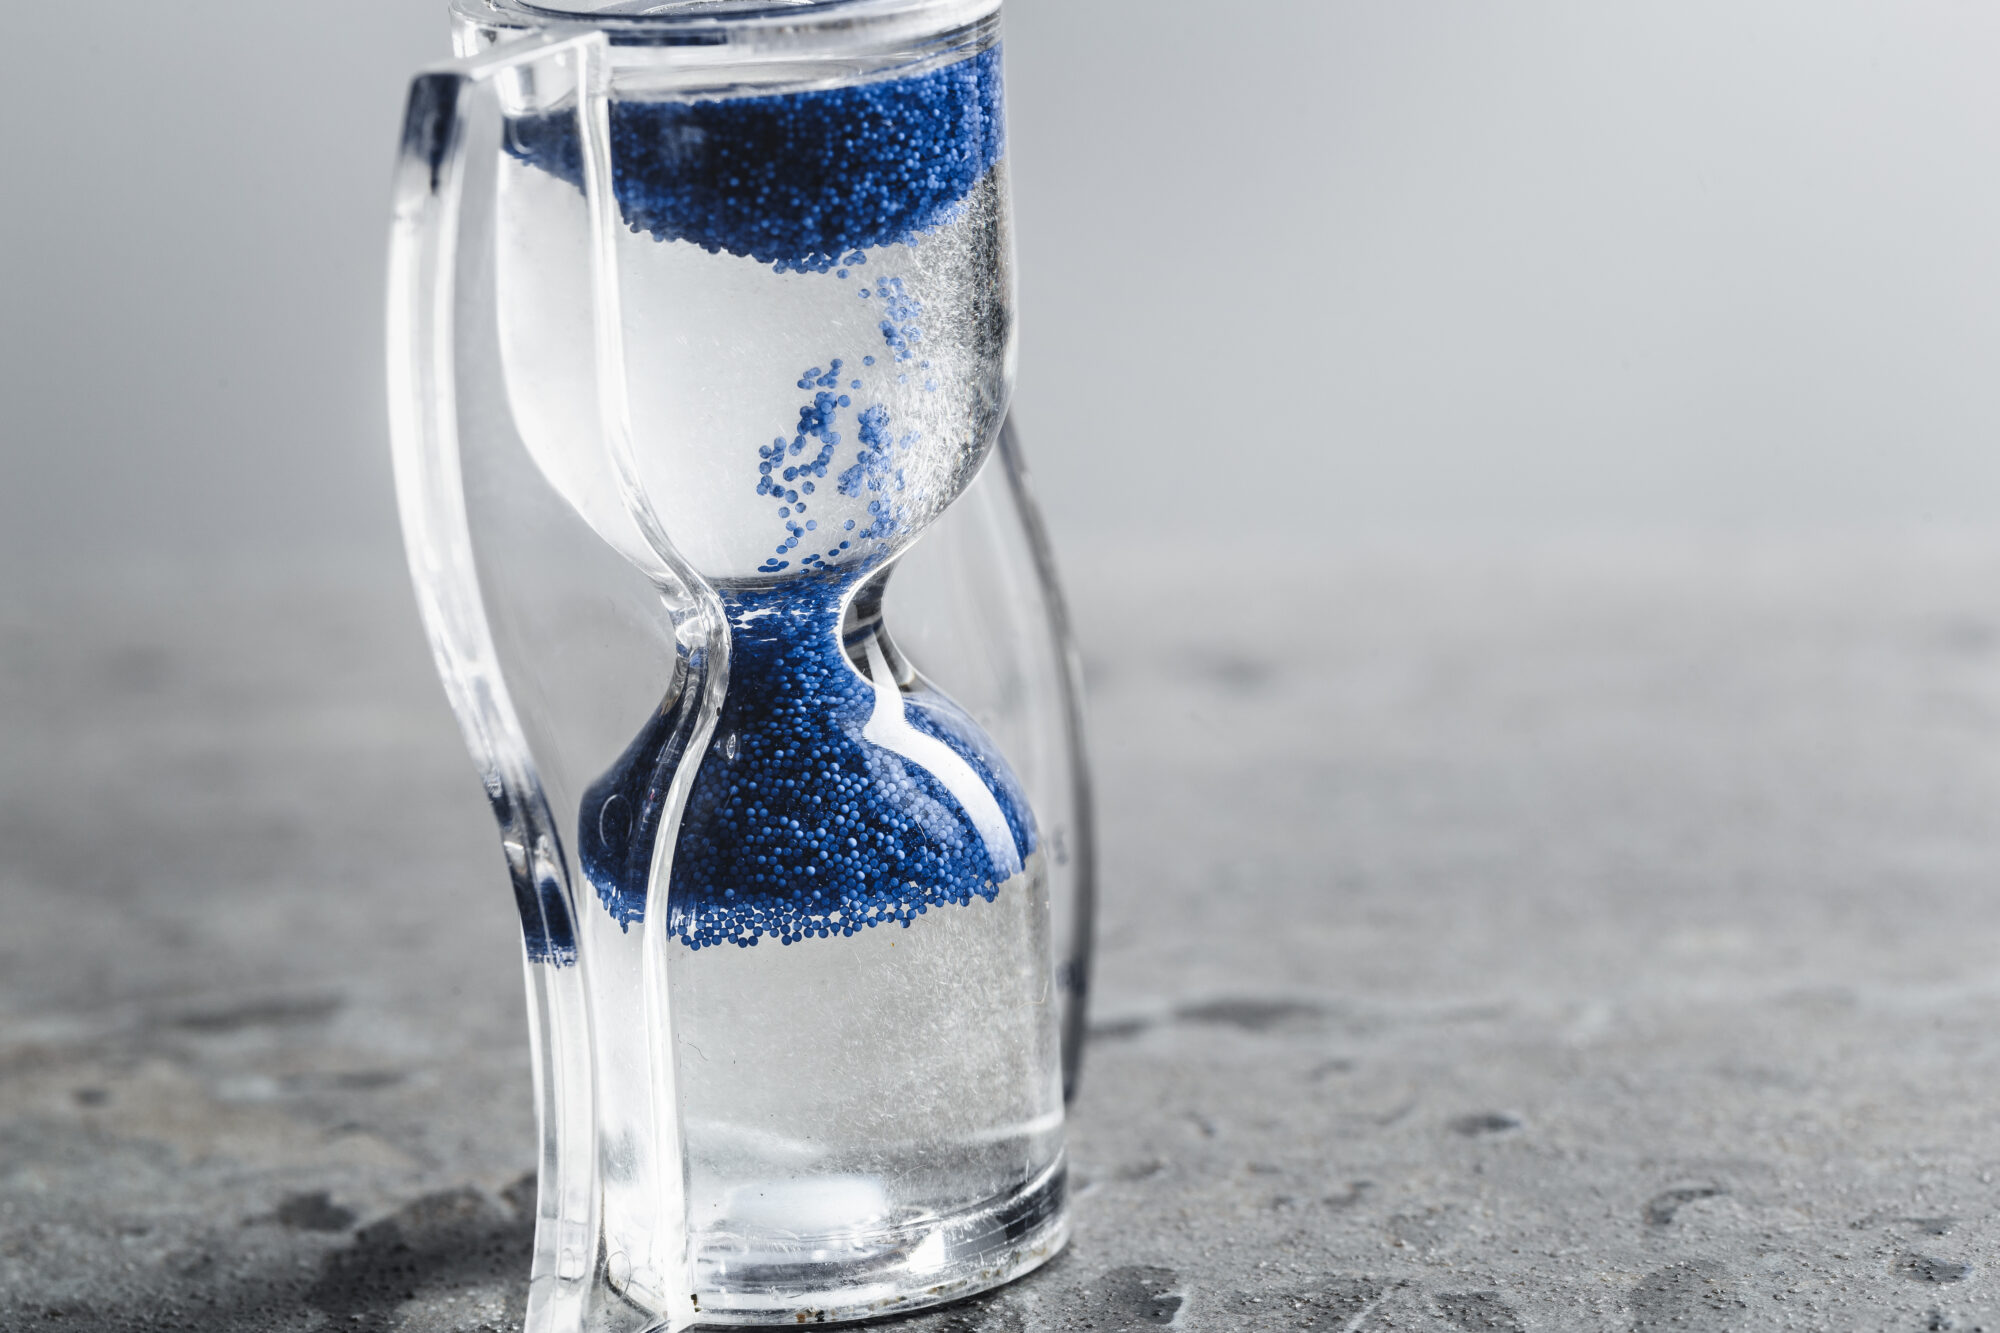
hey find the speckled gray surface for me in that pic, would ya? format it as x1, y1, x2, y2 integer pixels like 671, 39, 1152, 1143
7, 539, 2000, 1332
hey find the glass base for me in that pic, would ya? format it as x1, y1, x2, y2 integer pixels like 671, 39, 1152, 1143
683, 1157, 1068, 1327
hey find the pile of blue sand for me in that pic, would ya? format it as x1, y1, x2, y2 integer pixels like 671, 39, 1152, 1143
509, 46, 1004, 272
579, 576, 1037, 949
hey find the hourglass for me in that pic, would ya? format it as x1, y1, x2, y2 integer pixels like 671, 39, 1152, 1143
387, 2, 1091, 1329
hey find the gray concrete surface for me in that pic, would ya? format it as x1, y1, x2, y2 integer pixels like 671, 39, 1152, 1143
7, 538, 2000, 1331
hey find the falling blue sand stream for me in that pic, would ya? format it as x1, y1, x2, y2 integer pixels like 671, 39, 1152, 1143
511, 46, 1037, 955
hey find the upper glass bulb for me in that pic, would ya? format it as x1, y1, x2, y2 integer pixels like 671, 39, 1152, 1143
491, 32, 1014, 586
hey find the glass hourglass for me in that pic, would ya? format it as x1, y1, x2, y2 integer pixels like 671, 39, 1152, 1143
385, 1, 1093, 1329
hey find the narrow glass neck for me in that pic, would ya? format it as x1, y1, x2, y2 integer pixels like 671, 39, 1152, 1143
718, 569, 907, 691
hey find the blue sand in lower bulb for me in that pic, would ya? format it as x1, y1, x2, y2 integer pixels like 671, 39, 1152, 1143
508, 46, 1003, 271
579, 574, 1037, 950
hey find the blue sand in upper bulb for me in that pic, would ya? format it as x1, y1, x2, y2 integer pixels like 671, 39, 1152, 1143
579, 575, 1037, 950
507, 46, 1003, 272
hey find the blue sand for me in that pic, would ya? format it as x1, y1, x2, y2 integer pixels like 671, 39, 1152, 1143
508, 46, 1004, 272
512, 45, 1024, 960
580, 577, 1038, 950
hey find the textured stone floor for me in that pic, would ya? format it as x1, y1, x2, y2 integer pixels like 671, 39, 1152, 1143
7, 538, 2000, 1331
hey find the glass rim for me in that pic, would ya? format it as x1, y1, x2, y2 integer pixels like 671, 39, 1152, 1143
459, 0, 998, 35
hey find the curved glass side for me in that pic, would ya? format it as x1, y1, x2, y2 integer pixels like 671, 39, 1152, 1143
389, 36, 709, 1333
888, 421, 1097, 1101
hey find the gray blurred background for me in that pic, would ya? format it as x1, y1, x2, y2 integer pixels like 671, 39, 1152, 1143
6, 0, 1999, 582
